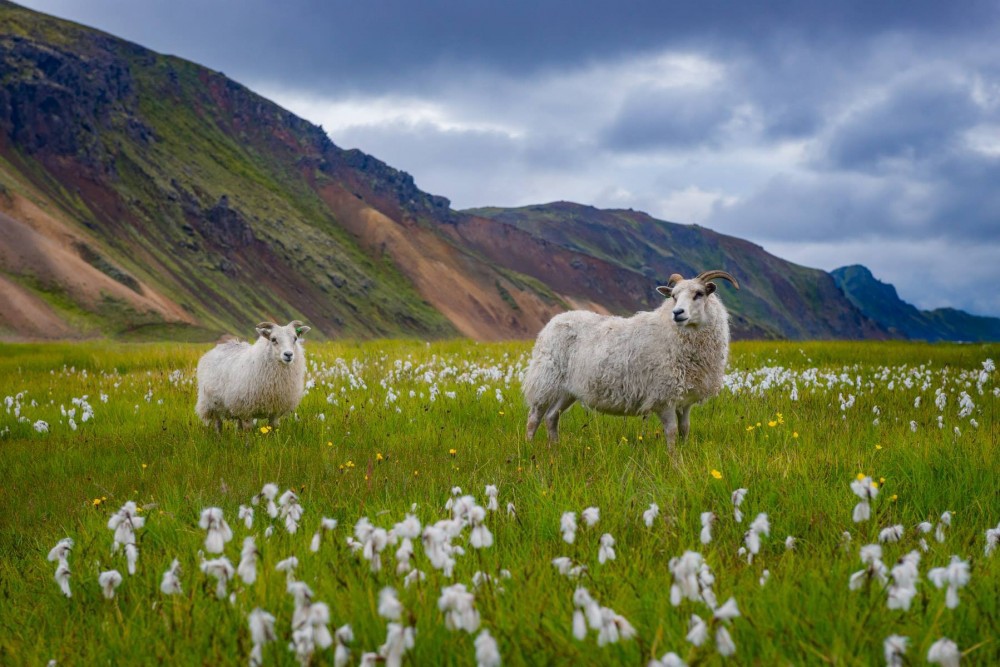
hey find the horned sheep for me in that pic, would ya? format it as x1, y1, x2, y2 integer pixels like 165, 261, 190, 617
522, 271, 740, 448
196, 320, 310, 431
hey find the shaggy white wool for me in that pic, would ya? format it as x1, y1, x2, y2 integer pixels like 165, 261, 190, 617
523, 273, 735, 446
195, 320, 309, 430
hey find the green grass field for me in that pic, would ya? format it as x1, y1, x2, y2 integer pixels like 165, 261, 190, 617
1, 340, 998, 666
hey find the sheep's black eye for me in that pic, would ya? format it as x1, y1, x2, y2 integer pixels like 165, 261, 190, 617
694, 292, 704, 300
271, 337, 277, 343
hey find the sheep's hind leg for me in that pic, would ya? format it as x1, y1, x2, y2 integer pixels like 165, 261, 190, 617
676, 405, 692, 440
526, 406, 542, 441
544, 395, 576, 442
658, 406, 679, 451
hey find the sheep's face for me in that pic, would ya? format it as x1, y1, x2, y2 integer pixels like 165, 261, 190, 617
256, 321, 310, 365
656, 279, 716, 327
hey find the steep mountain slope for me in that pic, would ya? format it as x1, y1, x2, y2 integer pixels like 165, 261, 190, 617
0, 1, 574, 341
466, 203, 889, 340
831, 265, 1000, 342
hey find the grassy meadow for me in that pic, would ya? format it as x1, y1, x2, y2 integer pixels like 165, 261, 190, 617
1, 339, 998, 666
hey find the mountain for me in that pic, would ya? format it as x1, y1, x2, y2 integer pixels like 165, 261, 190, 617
0, 2, 908, 342
464, 203, 889, 340
831, 265, 1000, 342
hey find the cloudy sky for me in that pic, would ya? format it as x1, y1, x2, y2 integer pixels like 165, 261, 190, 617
21, 0, 1000, 316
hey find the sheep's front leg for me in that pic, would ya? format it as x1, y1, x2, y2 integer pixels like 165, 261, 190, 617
676, 405, 692, 440
658, 406, 678, 450
269, 416, 282, 428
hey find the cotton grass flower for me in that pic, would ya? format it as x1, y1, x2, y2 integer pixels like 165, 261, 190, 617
850, 475, 878, 523
98, 569, 122, 599
759, 569, 770, 587
560, 512, 578, 544
201, 556, 235, 599
650, 652, 686, 667
598, 534, 616, 564
581, 507, 600, 528
927, 637, 960, 667
784, 536, 796, 551
469, 505, 494, 549
378, 587, 404, 621
484, 485, 499, 512
108, 501, 144, 571
849, 544, 888, 590
884, 635, 908, 667
474, 629, 501, 667
438, 583, 481, 633
160, 559, 182, 595
290, 599, 334, 666
47, 537, 73, 598
248, 608, 276, 667
715, 626, 736, 657
642, 503, 660, 528
377, 622, 415, 667
668, 551, 715, 606
887, 551, 920, 611
199, 507, 233, 554
699, 512, 715, 544
928, 555, 970, 609
731, 488, 748, 523
276, 556, 299, 583
310, 517, 338, 552
237, 537, 259, 585
252, 483, 280, 519
685, 614, 708, 646
743, 513, 770, 563
936, 511, 952, 543
879, 525, 904, 543
278, 490, 304, 534
238, 505, 254, 530
333, 625, 354, 667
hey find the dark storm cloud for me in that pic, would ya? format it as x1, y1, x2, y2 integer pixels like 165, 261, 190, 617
20, 0, 1000, 94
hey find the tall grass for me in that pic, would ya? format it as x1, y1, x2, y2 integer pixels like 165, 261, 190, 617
1, 340, 998, 665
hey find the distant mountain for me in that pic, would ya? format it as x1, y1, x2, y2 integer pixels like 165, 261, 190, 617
0, 1, 930, 342
831, 265, 1000, 342
463, 203, 889, 340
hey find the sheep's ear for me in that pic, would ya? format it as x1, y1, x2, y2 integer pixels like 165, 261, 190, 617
656, 286, 673, 298
295, 325, 311, 337
705, 282, 717, 295
256, 322, 276, 339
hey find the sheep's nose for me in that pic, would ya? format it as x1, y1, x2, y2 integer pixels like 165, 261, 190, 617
282, 351, 294, 363
672, 308, 685, 317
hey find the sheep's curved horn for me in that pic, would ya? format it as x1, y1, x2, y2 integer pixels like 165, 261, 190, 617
667, 273, 684, 287
696, 270, 740, 290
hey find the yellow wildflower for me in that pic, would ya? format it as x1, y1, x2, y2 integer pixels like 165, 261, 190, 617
449, 448, 457, 456
92, 498, 101, 507
856, 473, 866, 481
768, 420, 777, 427
711, 469, 723, 479
259, 425, 272, 435
875, 444, 882, 450
792, 432, 799, 438
376, 452, 384, 462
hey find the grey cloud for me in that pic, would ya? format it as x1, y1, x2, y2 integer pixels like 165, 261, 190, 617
821, 79, 984, 171
600, 88, 734, 152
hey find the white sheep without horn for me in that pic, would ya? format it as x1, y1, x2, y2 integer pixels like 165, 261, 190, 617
522, 271, 739, 448
195, 320, 310, 431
